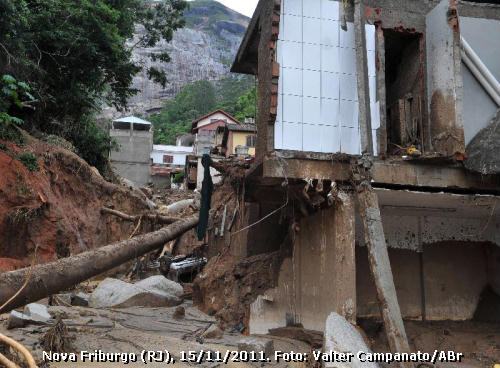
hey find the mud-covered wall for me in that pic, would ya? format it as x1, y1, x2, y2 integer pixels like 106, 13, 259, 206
357, 242, 492, 321
250, 195, 356, 333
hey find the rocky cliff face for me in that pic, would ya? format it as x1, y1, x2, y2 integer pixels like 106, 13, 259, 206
104, 0, 249, 117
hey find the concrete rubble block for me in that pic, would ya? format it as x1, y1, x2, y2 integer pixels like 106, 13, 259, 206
324, 312, 380, 368
23, 303, 52, 322
201, 324, 223, 340
238, 337, 275, 359
71, 292, 90, 307
89, 276, 183, 309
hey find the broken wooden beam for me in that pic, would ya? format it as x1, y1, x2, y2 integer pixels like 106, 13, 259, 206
0, 216, 199, 312
357, 184, 413, 368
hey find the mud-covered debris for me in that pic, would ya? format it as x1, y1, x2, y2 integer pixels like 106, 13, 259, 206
40, 317, 74, 353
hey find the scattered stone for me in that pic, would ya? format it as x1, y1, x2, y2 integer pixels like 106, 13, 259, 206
24, 303, 52, 323
71, 292, 89, 307
89, 276, 183, 309
54, 293, 72, 306
173, 306, 185, 320
324, 312, 380, 368
7, 311, 28, 329
202, 324, 223, 340
7, 304, 53, 329
238, 337, 274, 358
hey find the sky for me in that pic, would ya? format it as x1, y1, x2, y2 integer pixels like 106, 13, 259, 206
186, 0, 259, 18
214, 0, 259, 17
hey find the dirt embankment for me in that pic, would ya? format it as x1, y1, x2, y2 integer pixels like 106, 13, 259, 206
0, 133, 150, 271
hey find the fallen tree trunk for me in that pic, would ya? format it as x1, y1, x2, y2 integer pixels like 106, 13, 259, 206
0, 216, 199, 312
101, 207, 181, 224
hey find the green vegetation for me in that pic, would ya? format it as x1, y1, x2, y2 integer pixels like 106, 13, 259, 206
151, 76, 257, 145
0, 0, 187, 172
173, 172, 185, 184
17, 152, 39, 172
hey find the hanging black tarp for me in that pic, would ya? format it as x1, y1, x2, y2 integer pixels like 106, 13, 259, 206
197, 154, 213, 240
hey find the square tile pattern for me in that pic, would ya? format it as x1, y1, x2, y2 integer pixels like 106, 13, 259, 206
275, 0, 379, 155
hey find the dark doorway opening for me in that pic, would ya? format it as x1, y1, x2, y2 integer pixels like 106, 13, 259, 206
384, 29, 425, 155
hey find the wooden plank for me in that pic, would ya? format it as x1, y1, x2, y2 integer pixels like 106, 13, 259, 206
357, 185, 412, 368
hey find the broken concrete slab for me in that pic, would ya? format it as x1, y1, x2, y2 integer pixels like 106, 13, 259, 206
89, 276, 183, 309
238, 337, 274, 359
324, 312, 380, 368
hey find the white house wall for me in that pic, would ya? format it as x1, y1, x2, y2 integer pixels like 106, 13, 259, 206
275, 0, 379, 155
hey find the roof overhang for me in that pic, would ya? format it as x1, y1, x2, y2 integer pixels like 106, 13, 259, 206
231, 0, 266, 75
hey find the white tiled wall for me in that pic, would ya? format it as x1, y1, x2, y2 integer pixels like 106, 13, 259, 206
275, 0, 379, 155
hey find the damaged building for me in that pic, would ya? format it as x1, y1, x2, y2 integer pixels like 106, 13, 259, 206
227, 0, 500, 350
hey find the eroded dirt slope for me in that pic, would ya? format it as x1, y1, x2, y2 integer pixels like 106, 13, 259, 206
0, 133, 150, 271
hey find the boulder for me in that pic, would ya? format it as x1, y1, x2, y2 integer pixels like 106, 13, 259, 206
24, 303, 52, 322
7, 311, 28, 329
71, 292, 90, 307
323, 312, 380, 368
89, 276, 183, 309
238, 337, 274, 359
7, 303, 52, 329
202, 324, 223, 339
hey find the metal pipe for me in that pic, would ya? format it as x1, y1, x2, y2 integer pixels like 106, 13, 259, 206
461, 36, 500, 106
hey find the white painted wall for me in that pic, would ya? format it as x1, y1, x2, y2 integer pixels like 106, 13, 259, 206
275, 0, 379, 155
151, 145, 193, 166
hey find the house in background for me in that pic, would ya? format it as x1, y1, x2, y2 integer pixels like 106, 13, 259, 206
150, 144, 194, 189
217, 123, 257, 158
192, 109, 241, 156
191, 109, 242, 189
110, 116, 153, 187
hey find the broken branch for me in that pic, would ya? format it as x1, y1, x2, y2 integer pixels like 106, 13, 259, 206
101, 207, 180, 224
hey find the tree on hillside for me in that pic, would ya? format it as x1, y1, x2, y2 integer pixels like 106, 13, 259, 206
151, 77, 257, 145
151, 80, 217, 144
0, 0, 187, 170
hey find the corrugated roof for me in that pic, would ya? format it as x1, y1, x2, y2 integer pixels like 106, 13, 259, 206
153, 145, 193, 153
113, 116, 152, 126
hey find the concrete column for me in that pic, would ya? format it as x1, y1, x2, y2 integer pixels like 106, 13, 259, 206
354, 0, 373, 155
294, 193, 356, 329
